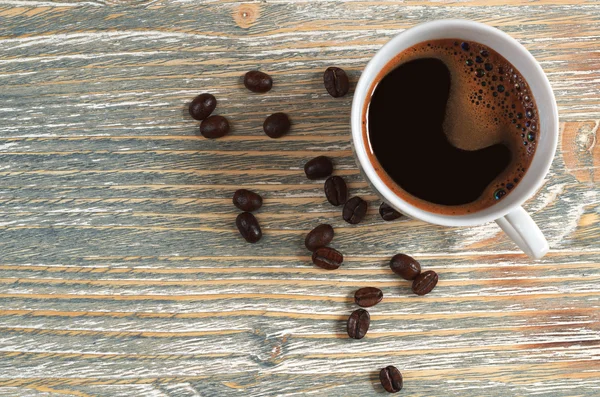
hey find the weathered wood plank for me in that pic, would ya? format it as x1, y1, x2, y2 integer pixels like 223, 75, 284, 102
0, 136, 352, 152
0, 3, 599, 132
0, 190, 596, 258
3, 372, 600, 397
1, 0, 599, 396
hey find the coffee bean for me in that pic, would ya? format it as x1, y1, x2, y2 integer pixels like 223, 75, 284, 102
347, 308, 370, 339
379, 202, 403, 221
233, 189, 263, 212
305, 224, 334, 252
412, 270, 438, 295
200, 115, 230, 139
244, 70, 273, 93
263, 113, 290, 138
354, 287, 383, 308
304, 156, 333, 180
343, 196, 367, 224
236, 212, 262, 243
390, 254, 421, 280
323, 67, 350, 98
324, 176, 348, 206
189, 93, 217, 120
379, 366, 403, 393
312, 247, 343, 270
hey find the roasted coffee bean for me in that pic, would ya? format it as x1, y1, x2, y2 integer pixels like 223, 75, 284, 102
379, 366, 403, 393
312, 247, 343, 270
304, 156, 333, 180
390, 254, 421, 280
354, 287, 383, 308
324, 176, 348, 206
412, 270, 438, 296
343, 196, 367, 224
323, 67, 350, 98
379, 202, 403, 221
263, 113, 290, 138
236, 212, 262, 243
305, 224, 334, 252
189, 93, 217, 120
244, 70, 273, 93
233, 189, 263, 212
200, 115, 230, 139
347, 308, 370, 339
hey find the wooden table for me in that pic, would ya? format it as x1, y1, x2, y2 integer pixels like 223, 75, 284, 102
1, 1, 599, 396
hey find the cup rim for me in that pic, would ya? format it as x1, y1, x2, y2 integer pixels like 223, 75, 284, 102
350, 19, 559, 227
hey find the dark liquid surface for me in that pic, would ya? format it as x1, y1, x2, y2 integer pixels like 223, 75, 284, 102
369, 58, 511, 205
366, 39, 539, 213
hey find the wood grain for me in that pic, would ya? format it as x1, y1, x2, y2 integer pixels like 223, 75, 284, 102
1, 0, 599, 396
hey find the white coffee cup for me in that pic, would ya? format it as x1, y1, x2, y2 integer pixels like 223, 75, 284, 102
351, 20, 558, 259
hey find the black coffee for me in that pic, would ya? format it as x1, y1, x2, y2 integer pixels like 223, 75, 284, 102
236, 212, 262, 243
379, 366, 403, 393
312, 246, 343, 270
347, 308, 370, 339
233, 189, 263, 212
304, 224, 334, 252
411, 270, 438, 296
365, 39, 539, 214
323, 67, 350, 98
304, 156, 333, 180
244, 70, 273, 93
390, 254, 421, 281
324, 176, 348, 206
342, 196, 367, 224
354, 287, 383, 308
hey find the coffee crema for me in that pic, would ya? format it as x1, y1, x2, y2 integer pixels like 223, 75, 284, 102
363, 39, 539, 215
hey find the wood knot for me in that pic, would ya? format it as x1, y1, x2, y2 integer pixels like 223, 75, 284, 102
562, 121, 599, 183
234, 3, 260, 29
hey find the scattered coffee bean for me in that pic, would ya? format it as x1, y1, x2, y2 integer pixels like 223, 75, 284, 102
233, 189, 263, 212
263, 112, 290, 138
235, 212, 262, 243
412, 270, 438, 296
189, 93, 217, 120
200, 115, 230, 139
305, 224, 334, 252
379, 366, 403, 393
244, 70, 273, 93
324, 176, 348, 206
354, 287, 383, 308
312, 246, 343, 270
379, 202, 403, 221
390, 254, 421, 280
347, 308, 370, 339
323, 67, 350, 98
343, 196, 367, 224
304, 156, 333, 180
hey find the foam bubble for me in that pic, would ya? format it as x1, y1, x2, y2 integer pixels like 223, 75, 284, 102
428, 39, 539, 203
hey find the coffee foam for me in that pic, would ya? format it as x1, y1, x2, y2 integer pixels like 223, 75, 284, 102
443, 62, 506, 151
362, 39, 539, 215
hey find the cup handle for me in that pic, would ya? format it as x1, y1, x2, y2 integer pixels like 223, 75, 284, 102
495, 206, 549, 259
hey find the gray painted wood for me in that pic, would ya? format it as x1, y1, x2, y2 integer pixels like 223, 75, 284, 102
0, 1, 599, 396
